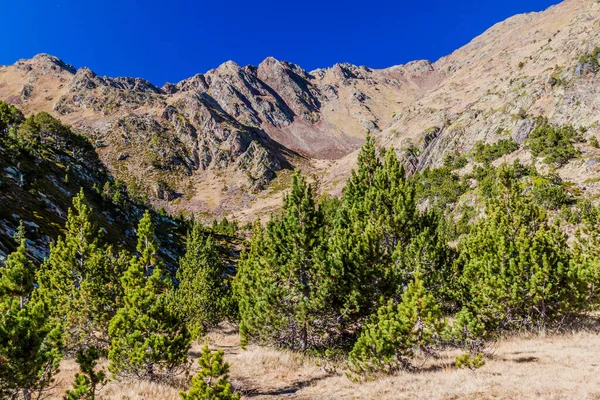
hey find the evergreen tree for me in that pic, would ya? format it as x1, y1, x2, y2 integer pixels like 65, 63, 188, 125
108, 211, 191, 380
0, 233, 63, 399
180, 346, 240, 400
36, 189, 125, 352
456, 167, 588, 331
572, 204, 600, 309
328, 140, 453, 324
0, 224, 35, 308
235, 172, 338, 351
64, 347, 106, 400
175, 221, 234, 339
348, 272, 445, 375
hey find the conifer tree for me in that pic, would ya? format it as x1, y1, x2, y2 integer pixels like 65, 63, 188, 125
180, 346, 240, 400
176, 221, 234, 339
108, 211, 191, 380
36, 189, 125, 352
0, 231, 63, 399
235, 172, 338, 351
0, 223, 34, 308
64, 347, 106, 400
348, 272, 445, 375
328, 139, 453, 324
456, 166, 587, 331
572, 204, 600, 309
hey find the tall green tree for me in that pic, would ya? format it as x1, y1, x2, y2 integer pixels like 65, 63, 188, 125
235, 172, 338, 351
175, 222, 234, 339
0, 231, 63, 400
108, 211, 191, 380
328, 138, 453, 324
36, 189, 125, 352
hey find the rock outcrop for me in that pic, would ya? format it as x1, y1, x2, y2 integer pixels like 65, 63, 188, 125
2, 0, 600, 218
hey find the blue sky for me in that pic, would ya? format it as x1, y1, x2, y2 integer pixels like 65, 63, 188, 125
1, 0, 560, 85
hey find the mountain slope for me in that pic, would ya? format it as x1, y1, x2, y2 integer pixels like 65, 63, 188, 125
2, 0, 600, 218
0, 103, 184, 267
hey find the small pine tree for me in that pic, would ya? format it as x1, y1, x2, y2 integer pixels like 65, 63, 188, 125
175, 222, 234, 339
455, 352, 485, 370
180, 346, 239, 400
36, 189, 125, 352
64, 347, 106, 400
0, 233, 63, 399
108, 211, 191, 380
348, 272, 445, 376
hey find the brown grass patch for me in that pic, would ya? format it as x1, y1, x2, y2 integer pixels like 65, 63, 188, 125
48, 328, 600, 399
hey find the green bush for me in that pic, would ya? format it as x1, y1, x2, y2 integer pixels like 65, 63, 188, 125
529, 174, 573, 210
527, 122, 580, 166
348, 272, 446, 376
413, 166, 469, 210
456, 174, 589, 332
472, 139, 519, 163
443, 154, 468, 170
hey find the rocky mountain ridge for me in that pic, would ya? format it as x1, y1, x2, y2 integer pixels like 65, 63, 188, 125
2, 0, 600, 219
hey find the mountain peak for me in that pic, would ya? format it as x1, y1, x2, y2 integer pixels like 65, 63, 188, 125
20, 53, 77, 75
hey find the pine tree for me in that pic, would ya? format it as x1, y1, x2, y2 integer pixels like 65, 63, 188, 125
456, 166, 587, 331
328, 141, 453, 325
348, 272, 445, 376
0, 232, 63, 400
175, 221, 234, 339
64, 347, 106, 400
235, 171, 339, 351
572, 203, 600, 309
36, 189, 125, 352
0, 224, 35, 308
180, 346, 240, 400
108, 211, 191, 380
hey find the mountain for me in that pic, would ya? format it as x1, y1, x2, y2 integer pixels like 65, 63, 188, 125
1, 0, 600, 219
0, 104, 185, 268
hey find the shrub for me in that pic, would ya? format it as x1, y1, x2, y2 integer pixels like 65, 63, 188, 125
472, 139, 519, 164
348, 272, 446, 376
527, 122, 580, 166
578, 47, 600, 74
180, 346, 239, 400
413, 166, 468, 210
529, 174, 574, 210
455, 353, 485, 370
443, 154, 468, 170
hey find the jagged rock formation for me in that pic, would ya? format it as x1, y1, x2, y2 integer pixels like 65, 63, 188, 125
2, 0, 600, 218
0, 50, 436, 216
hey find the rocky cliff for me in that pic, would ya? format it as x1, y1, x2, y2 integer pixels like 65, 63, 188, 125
2, 0, 600, 219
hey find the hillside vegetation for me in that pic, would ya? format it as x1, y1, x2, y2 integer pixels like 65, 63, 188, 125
3, 1, 600, 398
1, 100, 600, 397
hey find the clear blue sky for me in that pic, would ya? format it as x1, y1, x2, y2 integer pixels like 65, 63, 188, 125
1, 0, 560, 86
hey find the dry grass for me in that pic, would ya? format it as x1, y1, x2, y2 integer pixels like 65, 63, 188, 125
48, 327, 600, 400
